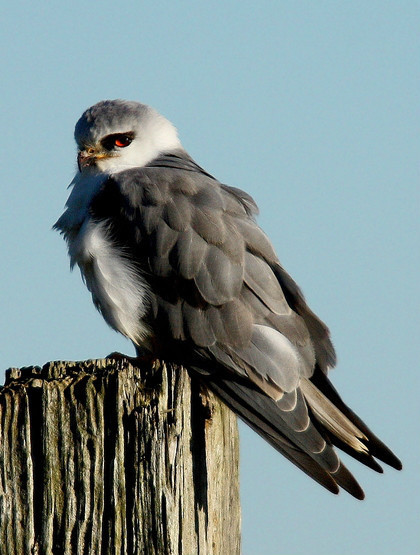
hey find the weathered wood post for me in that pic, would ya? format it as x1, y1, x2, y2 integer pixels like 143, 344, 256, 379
0, 358, 240, 554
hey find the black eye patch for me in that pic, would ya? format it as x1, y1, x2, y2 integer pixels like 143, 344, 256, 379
101, 132, 135, 150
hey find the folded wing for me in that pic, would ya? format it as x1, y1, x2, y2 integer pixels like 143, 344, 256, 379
89, 153, 401, 497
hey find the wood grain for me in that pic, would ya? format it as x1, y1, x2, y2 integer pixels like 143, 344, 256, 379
0, 358, 240, 555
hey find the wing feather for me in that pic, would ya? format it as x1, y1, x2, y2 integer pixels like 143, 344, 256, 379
244, 252, 289, 314
85, 154, 400, 498
195, 245, 243, 304
164, 195, 192, 231
173, 228, 208, 279
151, 219, 179, 257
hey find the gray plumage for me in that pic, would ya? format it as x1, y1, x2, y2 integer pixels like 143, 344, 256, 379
55, 100, 401, 499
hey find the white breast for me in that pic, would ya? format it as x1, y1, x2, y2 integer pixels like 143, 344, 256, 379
55, 171, 151, 346
70, 219, 151, 344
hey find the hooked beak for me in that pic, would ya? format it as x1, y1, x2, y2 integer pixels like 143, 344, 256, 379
77, 148, 112, 171
77, 148, 96, 172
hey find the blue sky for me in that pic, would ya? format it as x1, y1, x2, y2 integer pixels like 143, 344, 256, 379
1, 2, 418, 553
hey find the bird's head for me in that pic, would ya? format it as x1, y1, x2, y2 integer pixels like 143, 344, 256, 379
74, 100, 182, 174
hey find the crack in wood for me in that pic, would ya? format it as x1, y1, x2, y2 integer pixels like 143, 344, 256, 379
0, 358, 240, 555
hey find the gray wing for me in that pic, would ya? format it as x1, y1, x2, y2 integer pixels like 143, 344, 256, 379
90, 153, 401, 497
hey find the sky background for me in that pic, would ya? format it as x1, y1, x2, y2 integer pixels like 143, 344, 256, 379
1, 2, 418, 554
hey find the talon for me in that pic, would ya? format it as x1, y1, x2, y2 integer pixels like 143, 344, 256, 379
105, 351, 139, 365
105, 351, 158, 369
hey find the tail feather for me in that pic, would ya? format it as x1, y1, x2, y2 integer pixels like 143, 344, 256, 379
331, 463, 365, 500
205, 372, 366, 499
309, 365, 402, 471
190, 351, 401, 499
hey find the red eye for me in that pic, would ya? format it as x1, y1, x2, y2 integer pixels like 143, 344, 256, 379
101, 132, 134, 151
114, 135, 132, 148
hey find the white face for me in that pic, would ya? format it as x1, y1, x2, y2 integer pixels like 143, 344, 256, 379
75, 102, 182, 174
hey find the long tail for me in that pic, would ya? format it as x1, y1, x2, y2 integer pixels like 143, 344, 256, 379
308, 364, 402, 472
201, 365, 401, 499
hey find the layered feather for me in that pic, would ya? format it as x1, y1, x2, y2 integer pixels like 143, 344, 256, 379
60, 148, 401, 498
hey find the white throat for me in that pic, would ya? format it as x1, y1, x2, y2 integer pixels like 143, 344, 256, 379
85, 105, 182, 174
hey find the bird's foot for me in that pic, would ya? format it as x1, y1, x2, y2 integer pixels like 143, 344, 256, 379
106, 351, 139, 365
105, 351, 159, 370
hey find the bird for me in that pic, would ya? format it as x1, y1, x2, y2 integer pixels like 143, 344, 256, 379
54, 99, 401, 499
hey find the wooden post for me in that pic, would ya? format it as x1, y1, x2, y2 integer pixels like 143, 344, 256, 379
0, 358, 241, 555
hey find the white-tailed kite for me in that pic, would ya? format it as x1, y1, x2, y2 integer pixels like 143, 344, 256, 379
54, 100, 401, 498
